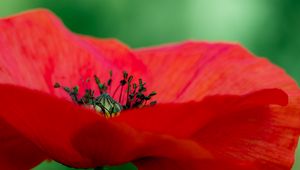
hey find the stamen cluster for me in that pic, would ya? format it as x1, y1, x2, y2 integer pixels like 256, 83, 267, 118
54, 71, 156, 117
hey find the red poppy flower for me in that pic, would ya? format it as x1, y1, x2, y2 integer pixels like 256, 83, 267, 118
0, 9, 299, 170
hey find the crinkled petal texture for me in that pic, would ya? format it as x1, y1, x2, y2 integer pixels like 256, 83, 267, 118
133, 42, 300, 169
0, 9, 147, 94
0, 9, 299, 170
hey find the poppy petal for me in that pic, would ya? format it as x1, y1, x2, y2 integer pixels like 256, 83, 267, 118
134, 42, 299, 103
0, 9, 299, 170
115, 89, 299, 169
133, 42, 300, 168
191, 107, 298, 170
114, 89, 288, 138
0, 84, 212, 169
72, 122, 212, 167
0, 84, 297, 169
134, 157, 258, 170
0, 84, 102, 167
80, 37, 148, 75
0, 9, 146, 95
192, 89, 300, 170
0, 118, 46, 170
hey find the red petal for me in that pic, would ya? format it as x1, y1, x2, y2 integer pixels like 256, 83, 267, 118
0, 84, 101, 167
80, 37, 148, 75
134, 42, 299, 103
72, 122, 212, 167
0, 9, 299, 170
115, 89, 299, 169
115, 89, 287, 138
0, 84, 212, 168
0, 118, 46, 170
0, 81, 297, 169
134, 42, 300, 168
134, 158, 258, 170
0, 9, 146, 95
192, 107, 298, 169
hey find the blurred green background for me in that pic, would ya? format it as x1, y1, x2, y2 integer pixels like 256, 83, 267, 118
0, 0, 299, 169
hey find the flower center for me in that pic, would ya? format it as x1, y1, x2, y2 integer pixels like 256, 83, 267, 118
54, 71, 157, 117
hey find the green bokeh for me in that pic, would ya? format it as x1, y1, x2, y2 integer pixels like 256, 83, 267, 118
0, 0, 299, 169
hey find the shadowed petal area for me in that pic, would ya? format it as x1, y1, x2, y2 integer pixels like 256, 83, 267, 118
0, 84, 211, 169
0, 9, 146, 96
0, 118, 46, 170
192, 106, 298, 170
0, 84, 103, 168
114, 89, 299, 169
114, 89, 288, 138
133, 158, 259, 170
72, 123, 212, 168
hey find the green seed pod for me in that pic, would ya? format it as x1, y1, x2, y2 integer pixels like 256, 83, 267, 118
95, 93, 122, 116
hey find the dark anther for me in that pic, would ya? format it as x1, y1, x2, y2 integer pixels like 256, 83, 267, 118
128, 75, 133, 82
129, 93, 135, 99
136, 93, 145, 100
73, 86, 79, 94
150, 101, 157, 106
123, 71, 128, 79
54, 82, 61, 88
94, 75, 107, 94
149, 91, 157, 97
107, 79, 112, 86
107, 70, 113, 86
63, 87, 71, 93
120, 79, 127, 86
